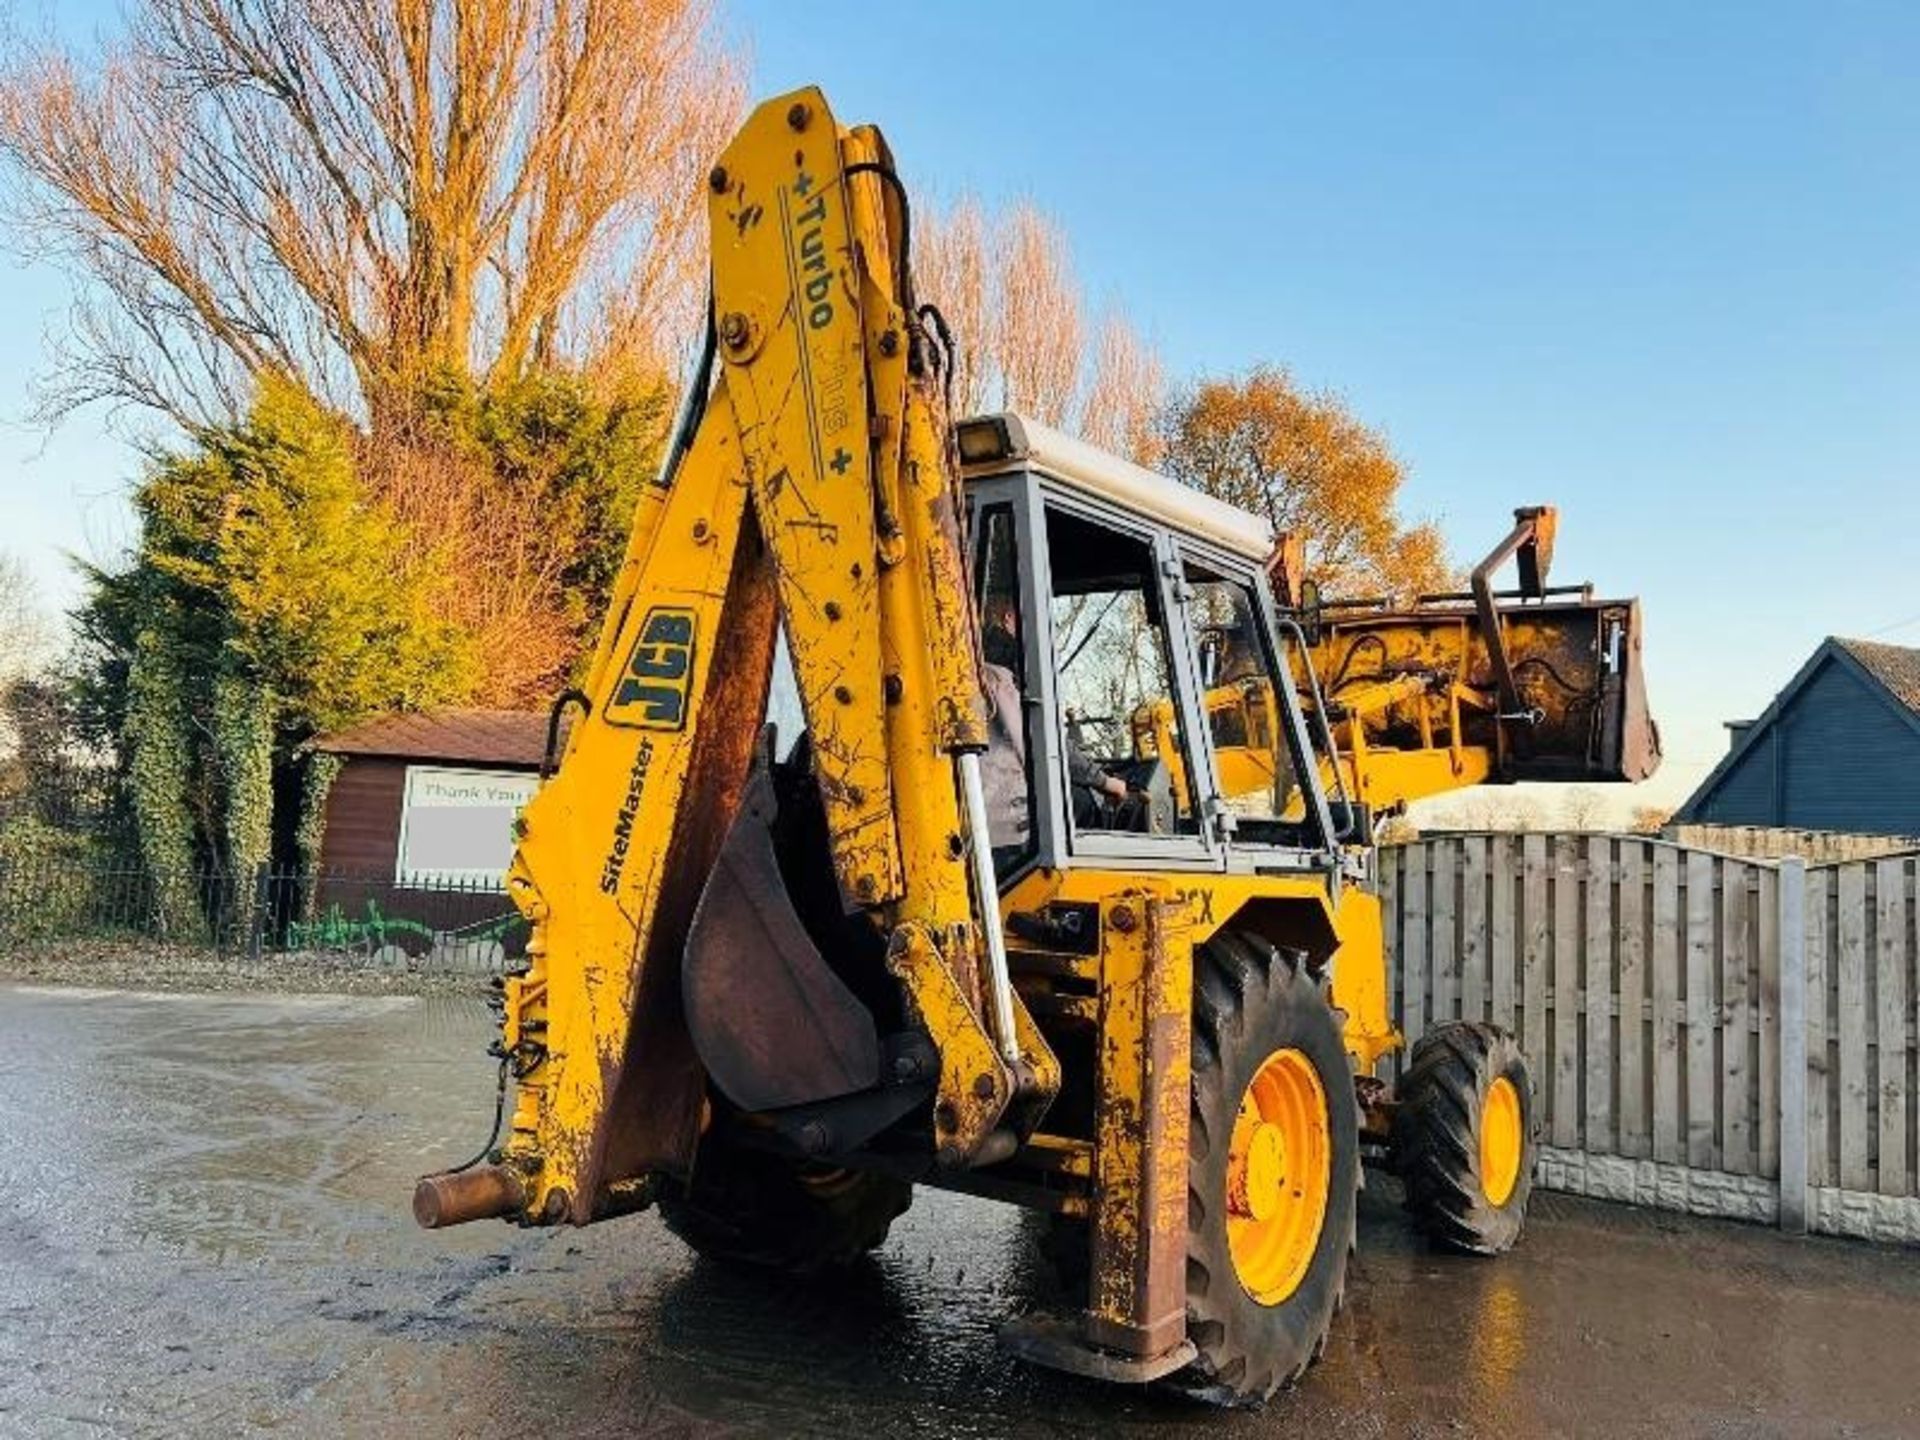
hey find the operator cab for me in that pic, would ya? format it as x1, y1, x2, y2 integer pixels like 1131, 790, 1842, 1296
957, 413, 1341, 885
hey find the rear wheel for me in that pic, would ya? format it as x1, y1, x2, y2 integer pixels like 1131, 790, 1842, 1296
659, 1126, 911, 1274
1180, 931, 1359, 1405
1392, 1021, 1535, 1255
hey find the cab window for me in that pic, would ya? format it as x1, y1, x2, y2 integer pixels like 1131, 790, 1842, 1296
974, 502, 1035, 877
1180, 557, 1319, 846
1044, 506, 1196, 838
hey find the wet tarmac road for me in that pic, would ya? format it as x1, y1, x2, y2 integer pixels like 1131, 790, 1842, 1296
4, 983, 1918, 1439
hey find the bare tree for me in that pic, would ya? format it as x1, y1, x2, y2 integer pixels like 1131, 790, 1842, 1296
1559, 786, 1606, 831
0, 552, 47, 681
918, 196, 1162, 459
0, 552, 49, 763
916, 196, 992, 419
1081, 312, 1164, 466
0, 0, 744, 426
992, 204, 1081, 426
1422, 786, 1544, 833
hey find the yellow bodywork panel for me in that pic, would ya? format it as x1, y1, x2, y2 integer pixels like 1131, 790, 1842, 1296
1002, 866, 1397, 1076
1325, 884, 1398, 1072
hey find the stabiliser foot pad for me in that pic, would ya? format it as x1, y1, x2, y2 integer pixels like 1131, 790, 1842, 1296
998, 1313, 1197, 1384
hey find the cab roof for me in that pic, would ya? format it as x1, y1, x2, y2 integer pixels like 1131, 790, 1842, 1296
955, 413, 1274, 563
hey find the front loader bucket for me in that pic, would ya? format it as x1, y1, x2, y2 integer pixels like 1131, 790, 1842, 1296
1313, 594, 1661, 785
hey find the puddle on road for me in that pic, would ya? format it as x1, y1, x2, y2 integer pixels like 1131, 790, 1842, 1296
4, 984, 1918, 1438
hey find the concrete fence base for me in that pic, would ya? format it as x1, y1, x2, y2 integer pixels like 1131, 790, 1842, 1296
1534, 1146, 1778, 1226
1807, 1188, 1920, 1245
1528, 1146, 1920, 1245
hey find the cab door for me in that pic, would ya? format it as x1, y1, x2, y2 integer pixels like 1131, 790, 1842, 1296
1165, 539, 1340, 873
1026, 488, 1221, 873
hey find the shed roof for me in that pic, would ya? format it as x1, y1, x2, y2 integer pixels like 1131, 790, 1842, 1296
313, 708, 552, 768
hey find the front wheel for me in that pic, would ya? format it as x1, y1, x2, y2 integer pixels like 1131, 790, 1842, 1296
1180, 931, 1359, 1405
1392, 1021, 1535, 1255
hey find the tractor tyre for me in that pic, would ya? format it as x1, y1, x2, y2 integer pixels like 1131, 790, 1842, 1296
1392, 1021, 1535, 1256
659, 1131, 911, 1274
1178, 930, 1359, 1406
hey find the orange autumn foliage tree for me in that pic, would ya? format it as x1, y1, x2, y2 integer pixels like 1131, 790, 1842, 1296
362, 372, 672, 705
1158, 367, 1452, 600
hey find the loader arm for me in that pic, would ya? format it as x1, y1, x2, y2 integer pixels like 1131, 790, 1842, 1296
421, 89, 1058, 1231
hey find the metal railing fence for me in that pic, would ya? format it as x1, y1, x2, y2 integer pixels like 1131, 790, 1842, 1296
0, 855, 525, 973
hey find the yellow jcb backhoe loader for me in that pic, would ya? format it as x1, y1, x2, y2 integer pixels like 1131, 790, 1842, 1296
411, 88, 1659, 1404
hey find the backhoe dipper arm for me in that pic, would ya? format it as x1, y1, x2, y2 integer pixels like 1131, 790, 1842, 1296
417, 89, 1057, 1231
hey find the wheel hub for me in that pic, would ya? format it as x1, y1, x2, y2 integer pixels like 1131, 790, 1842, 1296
1229, 1122, 1287, 1221
1480, 1075, 1523, 1207
1225, 1047, 1332, 1305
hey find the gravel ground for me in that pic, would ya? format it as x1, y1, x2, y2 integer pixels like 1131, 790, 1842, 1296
6, 980, 1920, 1438
0, 938, 488, 997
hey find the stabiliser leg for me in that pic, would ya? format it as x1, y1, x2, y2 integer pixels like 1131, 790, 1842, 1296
1000, 894, 1197, 1382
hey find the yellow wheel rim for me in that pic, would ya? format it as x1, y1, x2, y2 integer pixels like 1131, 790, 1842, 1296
1481, 1076, 1524, 1208
1226, 1047, 1332, 1305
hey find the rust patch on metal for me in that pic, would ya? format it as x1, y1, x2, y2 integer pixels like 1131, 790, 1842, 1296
412, 1166, 526, 1229
1086, 894, 1192, 1360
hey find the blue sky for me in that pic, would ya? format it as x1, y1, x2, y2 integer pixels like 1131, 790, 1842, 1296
4, 1, 1918, 809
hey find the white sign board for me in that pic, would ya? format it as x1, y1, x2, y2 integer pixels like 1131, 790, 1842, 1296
396, 766, 540, 887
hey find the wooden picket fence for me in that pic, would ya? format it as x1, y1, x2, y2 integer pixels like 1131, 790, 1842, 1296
1378, 834, 1920, 1244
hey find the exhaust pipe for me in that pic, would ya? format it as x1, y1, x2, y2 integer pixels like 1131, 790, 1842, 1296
413, 1165, 525, 1229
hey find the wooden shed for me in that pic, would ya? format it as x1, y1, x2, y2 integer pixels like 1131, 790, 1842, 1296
1676, 637, 1920, 838
303, 709, 553, 957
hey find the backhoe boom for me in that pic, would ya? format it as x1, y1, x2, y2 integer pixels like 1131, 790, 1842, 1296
417, 89, 1058, 1232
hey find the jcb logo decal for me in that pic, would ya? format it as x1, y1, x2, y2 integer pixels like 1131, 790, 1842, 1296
607, 607, 696, 730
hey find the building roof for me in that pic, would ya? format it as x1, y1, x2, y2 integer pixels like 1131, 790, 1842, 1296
313, 708, 554, 768
1835, 637, 1920, 717
1676, 636, 1920, 819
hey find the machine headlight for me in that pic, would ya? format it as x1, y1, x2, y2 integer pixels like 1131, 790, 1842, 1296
955, 416, 1014, 464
